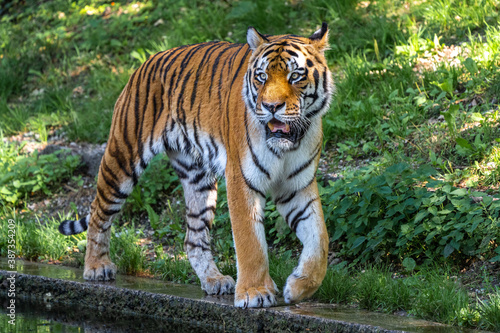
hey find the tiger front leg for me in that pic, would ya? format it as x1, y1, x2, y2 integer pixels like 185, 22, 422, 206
226, 163, 277, 308
171, 153, 235, 295
275, 179, 329, 304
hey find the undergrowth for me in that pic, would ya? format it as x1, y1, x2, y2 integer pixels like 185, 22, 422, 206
1, 1, 499, 330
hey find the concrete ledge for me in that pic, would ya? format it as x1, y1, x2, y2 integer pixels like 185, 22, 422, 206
0, 260, 472, 333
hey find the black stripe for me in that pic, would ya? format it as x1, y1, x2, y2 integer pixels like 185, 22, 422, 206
107, 144, 132, 179
96, 210, 108, 223
206, 141, 215, 161
285, 207, 297, 225
322, 70, 328, 93
306, 97, 328, 118
190, 43, 226, 109
100, 164, 130, 199
287, 142, 321, 179
161, 46, 190, 80
187, 224, 207, 232
174, 158, 199, 172
167, 68, 178, 101
276, 175, 317, 204
209, 136, 219, 158
290, 213, 311, 233
197, 183, 217, 192
276, 191, 297, 205
97, 186, 119, 205
176, 69, 193, 134
229, 46, 252, 92
193, 116, 202, 151
262, 48, 275, 58
185, 240, 210, 252
239, 164, 265, 197
187, 206, 216, 219
77, 217, 88, 233
289, 198, 317, 231
121, 82, 138, 185
100, 223, 112, 233
244, 111, 270, 178
200, 218, 211, 229
97, 251, 109, 259
68, 220, 75, 235
209, 44, 240, 97
98, 199, 121, 217
171, 165, 188, 179
190, 171, 206, 185
137, 58, 157, 170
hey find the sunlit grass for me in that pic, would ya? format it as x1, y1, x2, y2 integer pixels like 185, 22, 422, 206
0, 1, 499, 329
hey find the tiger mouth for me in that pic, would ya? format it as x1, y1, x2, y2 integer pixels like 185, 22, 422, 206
266, 118, 300, 143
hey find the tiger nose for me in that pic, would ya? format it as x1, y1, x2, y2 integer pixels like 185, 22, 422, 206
262, 102, 286, 114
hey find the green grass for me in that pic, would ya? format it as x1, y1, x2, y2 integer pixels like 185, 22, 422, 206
148, 247, 196, 284
0, 208, 83, 261
110, 226, 147, 275
479, 290, 500, 331
1, 1, 499, 330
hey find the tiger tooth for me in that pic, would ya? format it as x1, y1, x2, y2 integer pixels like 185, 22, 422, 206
268, 122, 274, 131
285, 124, 290, 133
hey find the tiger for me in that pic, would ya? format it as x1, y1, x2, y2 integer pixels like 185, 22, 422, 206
58, 23, 334, 308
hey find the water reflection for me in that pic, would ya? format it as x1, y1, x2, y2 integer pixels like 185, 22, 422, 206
0, 297, 217, 333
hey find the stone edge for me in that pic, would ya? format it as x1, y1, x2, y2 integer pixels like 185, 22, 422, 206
0, 271, 403, 333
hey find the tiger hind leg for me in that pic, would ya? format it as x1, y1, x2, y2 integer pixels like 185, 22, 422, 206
170, 152, 235, 295
82, 143, 146, 280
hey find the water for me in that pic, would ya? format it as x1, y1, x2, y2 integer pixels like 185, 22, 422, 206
0, 297, 215, 333
0, 259, 485, 333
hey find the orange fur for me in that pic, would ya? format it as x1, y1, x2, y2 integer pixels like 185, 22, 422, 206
60, 24, 333, 308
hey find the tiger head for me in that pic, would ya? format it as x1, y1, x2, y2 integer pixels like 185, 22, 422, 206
243, 23, 334, 153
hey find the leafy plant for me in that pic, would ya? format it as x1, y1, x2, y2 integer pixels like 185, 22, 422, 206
0, 141, 81, 206
322, 163, 500, 265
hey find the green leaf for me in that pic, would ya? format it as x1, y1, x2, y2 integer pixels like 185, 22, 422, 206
470, 113, 484, 122
432, 78, 454, 95
145, 204, 160, 230
456, 138, 472, 150
443, 243, 455, 257
332, 229, 344, 242
450, 188, 467, 196
402, 257, 416, 271
351, 236, 366, 249
414, 211, 428, 223
0, 186, 13, 195
463, 58, 478, 74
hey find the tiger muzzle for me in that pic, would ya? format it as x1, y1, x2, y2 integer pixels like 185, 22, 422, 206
265, 118, 303, 143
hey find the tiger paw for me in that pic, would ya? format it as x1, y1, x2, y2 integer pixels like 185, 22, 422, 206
234, 286, 277, 308
283, 272, 320, 304
83, 260, 117, 281
202, 275, 235, 295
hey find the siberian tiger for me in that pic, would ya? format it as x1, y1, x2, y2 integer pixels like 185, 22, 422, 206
59, 23, 334, 308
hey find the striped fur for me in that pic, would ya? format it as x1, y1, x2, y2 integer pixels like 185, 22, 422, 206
59, 23, 334, 308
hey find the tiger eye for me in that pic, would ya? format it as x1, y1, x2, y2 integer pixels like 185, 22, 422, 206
257, 73, 267, 81
290, 72, 300, 80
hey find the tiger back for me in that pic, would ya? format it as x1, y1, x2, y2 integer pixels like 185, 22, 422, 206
59, 23, 334, 308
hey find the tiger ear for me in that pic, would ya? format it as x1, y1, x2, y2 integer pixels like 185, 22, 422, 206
309, 22, 329, 52
247, 26, 269, 51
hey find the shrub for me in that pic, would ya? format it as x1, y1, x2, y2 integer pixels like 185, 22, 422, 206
321, 163, 500, 265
